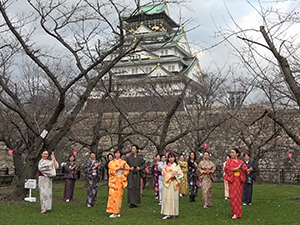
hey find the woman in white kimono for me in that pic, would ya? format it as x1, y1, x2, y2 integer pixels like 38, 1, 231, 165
157, 154, 166, 206
38, 150, 58, 214
161, 152, 183, 220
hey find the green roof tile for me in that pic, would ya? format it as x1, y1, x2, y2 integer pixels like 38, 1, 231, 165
123, 3, 167, 18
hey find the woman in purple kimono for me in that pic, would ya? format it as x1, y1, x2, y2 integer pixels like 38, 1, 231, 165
242, 152, 257, 206
85, 151, 101, 207
64, 154, 80, 202
152, 154, 160, 199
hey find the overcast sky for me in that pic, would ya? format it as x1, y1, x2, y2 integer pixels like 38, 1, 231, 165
6, 0, 300, 103
162, 0, 300, 70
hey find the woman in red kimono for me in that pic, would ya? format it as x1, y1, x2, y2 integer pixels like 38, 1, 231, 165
223, 148, 247, 219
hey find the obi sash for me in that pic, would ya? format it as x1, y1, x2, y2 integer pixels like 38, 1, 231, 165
234, 171, 240, 177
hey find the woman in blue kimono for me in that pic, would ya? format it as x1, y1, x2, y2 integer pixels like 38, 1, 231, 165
242, 152, 257, 206
85, 151, 101, 207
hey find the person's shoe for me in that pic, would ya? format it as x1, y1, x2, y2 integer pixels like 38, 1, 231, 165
155, 197, 159, 200
66, 199, 70, 203
225, 197, 228, 200
243, 203, 247, 206
130, 204, 138, 208
232, 215, 237, 220
117, 214, 121, 217
204, 205, 209, 209
158, 202, 162, 206
192, 196, 196, 202
171, 216, 176, 219
87, 204, 91, 208
189, 196, 192, 202
40, 209, 47, 214
248, 203, 252, 206
180, 194, 183, 197
109, 214, 117, 218
162, 215, 171, 220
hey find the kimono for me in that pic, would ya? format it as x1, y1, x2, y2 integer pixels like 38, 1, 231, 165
152, 161, 159, 198
38, 158, 58, 211
198, 160, 216, 207
188, 160, 198, 199
106, 159, 130, 215
158, 161, 166, 204
242, 161, 257, 205
126, 154, 145, 205
85, 159, 101, 207
140, 166, 149, 194
161, 162, 183, 216
178, 161, 188, 195
223, 161, 230, 198
64, 162, 80, 201
224, 158, 247, 219
104, 160, 112, 185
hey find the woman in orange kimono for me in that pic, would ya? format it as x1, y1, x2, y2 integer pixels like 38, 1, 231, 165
224, 148, 247, 220
106, 149, 130, 218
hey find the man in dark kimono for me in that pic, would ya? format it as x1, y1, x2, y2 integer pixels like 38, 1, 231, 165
126, 144, 145, 208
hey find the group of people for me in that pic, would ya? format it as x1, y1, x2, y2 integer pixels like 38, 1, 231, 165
37, 146, 257, 220
151, 150, 216, 219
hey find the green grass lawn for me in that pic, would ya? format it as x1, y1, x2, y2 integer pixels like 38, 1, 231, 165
0, 181, 299, 225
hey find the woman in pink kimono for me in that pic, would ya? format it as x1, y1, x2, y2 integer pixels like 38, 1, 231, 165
223, 155, 231, 200
38, 150, 58, 214
161, 152, 183, 220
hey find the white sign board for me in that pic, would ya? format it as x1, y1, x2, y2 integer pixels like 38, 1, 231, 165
24, 179, 36, 189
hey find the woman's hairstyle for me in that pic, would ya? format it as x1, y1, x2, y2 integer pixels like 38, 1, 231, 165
160, 154, 166, 159
243, 152, 250, 157
232, 148, 241, 157
107, 153, 113, 160
188, 151, 197, 161
68, 154, 75, 161
156, 154, 160, 158
167, 152, 177, 164
114, 149, 122, 157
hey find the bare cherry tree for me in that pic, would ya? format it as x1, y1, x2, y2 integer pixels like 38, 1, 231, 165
0, 0, 141, 199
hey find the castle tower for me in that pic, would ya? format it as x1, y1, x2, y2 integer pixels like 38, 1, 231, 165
88, 2, 202, 111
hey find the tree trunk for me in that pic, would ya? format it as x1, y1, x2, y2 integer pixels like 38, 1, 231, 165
10, 155, 39, 200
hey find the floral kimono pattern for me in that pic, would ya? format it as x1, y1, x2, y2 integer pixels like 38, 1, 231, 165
224, 158, 247, 218
178, 161, 188, 195
198, 160, 216, 207
161, 163, 183, 216
106, 159, 130, 214
38, 159, 58, 211
85, 159, 101, 207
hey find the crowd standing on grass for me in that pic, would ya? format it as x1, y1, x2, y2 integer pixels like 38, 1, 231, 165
37, 145, 257, 220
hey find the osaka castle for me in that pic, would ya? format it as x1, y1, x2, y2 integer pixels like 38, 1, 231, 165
88, 1, 202, 112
